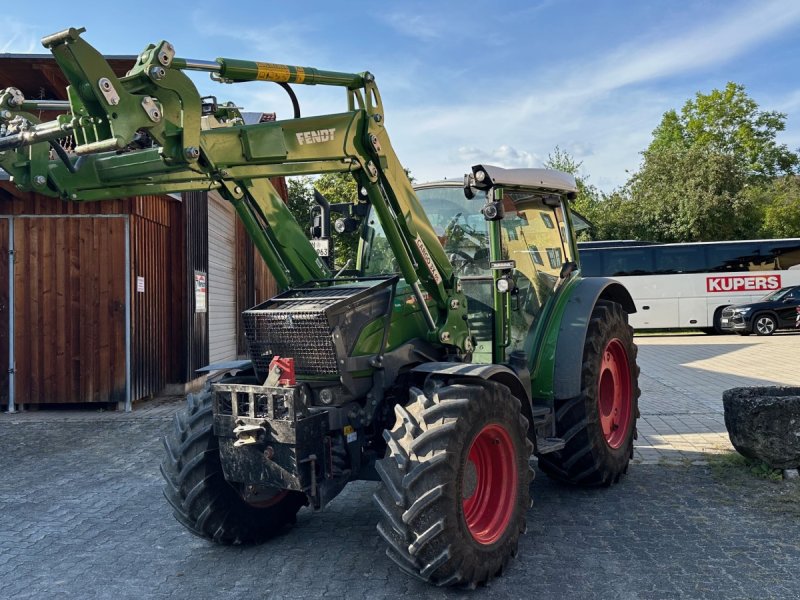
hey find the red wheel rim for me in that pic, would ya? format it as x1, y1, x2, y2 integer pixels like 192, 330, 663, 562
597, 338, 633, 448
241, 488, 288, 508
462, 424, 517, 545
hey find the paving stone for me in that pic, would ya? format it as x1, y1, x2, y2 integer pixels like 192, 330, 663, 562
1, 333, 799, 598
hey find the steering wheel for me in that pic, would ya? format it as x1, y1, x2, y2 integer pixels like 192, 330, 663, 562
448, 250, 475, 274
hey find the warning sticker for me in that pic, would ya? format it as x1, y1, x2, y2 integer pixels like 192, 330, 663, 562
415, 235, 442, 285
256, 62, 291, 82
295, 66, 306, 84
343, 425, 357, 443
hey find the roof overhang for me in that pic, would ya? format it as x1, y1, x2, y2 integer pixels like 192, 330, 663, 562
0, 54, 135, 101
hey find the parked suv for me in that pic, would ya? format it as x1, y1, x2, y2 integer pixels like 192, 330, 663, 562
720, 285, 800, 335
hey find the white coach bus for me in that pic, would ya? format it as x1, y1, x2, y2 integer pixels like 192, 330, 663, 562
578, 238, 800, 332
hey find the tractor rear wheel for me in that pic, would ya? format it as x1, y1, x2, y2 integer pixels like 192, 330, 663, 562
538, 301, 640, 486
161, 388, 306, 544
374, 380, 533, 587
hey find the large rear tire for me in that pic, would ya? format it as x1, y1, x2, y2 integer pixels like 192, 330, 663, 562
538, 301, 640, 486
374, 380, 533, 587
161, 389, 307, 544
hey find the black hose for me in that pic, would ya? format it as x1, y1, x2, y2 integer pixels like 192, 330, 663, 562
277, 82, 301, 118
49, 140, 76, 173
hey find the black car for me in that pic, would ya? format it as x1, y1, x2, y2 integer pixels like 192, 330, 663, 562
720, 285, 800, 335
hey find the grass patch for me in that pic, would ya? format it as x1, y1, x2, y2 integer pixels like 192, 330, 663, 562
707, 452, 800, 517
707, 451, 784, 481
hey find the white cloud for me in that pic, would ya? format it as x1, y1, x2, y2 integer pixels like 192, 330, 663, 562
380, 1, 800, 190
576, 0, 800, 95
1, 20, 38, 54
773, 89, 800, 115
173, 2, 800, 192
379, 13, 442, 40
457, 145, 540, 169
189, 11, 323, 63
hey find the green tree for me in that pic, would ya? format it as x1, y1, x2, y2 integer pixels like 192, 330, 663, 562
625, 82, 799, 242
285, 172, 360, 269
315, 172, 360, 269
286, 176, 315, 228
650, 82, 798, 183
544, 146, 603, 239
543, 146, 646, 241
745, 176, 800, 238
627, 144, 762, 242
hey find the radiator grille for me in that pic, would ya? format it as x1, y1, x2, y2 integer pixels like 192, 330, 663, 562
244, 310, 337, 377
243, 281, 394, 381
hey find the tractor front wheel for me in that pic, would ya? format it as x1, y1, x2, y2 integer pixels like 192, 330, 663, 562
374, 380, 533, 587
161, 389, 307, 544
538, 300, 640, 486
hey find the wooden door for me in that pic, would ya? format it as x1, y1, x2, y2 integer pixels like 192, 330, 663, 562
14, 216, 127, 405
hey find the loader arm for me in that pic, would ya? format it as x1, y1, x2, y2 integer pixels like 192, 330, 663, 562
0, 27, 470, 350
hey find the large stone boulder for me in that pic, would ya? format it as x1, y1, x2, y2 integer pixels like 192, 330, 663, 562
723, 387, 800, 469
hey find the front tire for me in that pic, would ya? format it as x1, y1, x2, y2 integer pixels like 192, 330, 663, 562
374, 380, 533, 587
161, 390, 306, 544
753, 314, 776, 336
538, 301, 640, 486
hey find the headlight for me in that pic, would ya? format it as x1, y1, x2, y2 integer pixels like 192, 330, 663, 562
736, 307, 752, 314
496, 277, 511, 293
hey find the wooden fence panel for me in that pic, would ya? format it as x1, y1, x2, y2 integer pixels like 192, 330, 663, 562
13, 217, 127, 404
130, 197, 183, 399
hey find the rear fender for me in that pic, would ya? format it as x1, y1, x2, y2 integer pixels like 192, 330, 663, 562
553, 278, 635, 400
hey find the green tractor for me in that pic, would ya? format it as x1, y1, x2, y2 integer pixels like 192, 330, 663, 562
0, 27, 639, 588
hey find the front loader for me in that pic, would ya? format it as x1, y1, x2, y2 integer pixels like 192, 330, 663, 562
0, 27, 640, 588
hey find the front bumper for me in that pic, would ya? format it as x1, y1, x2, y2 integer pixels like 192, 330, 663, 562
719, 312, 750, 332
211, 382, 327, 494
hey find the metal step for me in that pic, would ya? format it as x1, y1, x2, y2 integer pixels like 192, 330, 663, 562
530, 406, 551, 419
536, 437, 565, 454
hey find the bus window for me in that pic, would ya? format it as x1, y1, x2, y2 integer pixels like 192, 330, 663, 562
707, 243, 768, 272
656, 246, 706, 274
579, 249, 602, 276
603, 247, 655, 276
767, 241, 800, 270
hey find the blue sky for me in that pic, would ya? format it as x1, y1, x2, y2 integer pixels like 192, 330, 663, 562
4, 1, 800, 192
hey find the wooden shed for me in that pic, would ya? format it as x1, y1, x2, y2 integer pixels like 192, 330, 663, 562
0, 55, 281, 411
0, 183, 282, 412
0, 185, 181, 409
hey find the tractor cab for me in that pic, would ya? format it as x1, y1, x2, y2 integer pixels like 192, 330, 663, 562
360, 165, 580, 364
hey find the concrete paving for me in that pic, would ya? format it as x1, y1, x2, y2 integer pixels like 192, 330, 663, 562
634, 331, 800, 465
1, 331, 799, 599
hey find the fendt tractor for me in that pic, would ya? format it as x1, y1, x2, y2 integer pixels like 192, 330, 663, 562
0, 28, 640, 587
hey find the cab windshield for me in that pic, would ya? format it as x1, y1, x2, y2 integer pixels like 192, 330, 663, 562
360, 185, 488, 276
